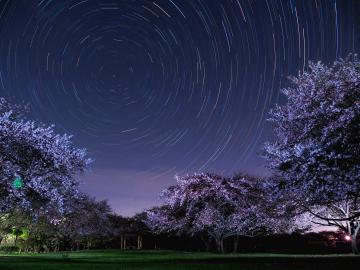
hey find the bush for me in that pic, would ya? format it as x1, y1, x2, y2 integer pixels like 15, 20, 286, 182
0, 244, 19, 253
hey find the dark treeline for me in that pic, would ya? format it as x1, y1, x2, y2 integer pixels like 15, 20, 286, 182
1, 203, 356, 254
137, 232, 354, 254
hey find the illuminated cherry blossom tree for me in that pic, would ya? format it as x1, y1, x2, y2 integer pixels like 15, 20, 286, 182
264, 55, 360, 253
146, 173, 304, 253
0, 97, 91, 213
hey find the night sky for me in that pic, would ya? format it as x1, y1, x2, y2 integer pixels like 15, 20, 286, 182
0, 0, 359, 216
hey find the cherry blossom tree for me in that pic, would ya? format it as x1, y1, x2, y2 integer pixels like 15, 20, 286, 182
0, 97, 91, 213
146, 173, 303, 253
309, 197, 360, 254
54, 194, 113, 251
264, 55, 360, 253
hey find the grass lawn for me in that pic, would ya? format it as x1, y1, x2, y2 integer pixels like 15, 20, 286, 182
0, 250, 359, 270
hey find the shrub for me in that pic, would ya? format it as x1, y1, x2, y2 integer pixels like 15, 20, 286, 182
0, 244, 19, 253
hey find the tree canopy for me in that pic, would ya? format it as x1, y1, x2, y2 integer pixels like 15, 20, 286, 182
146, 173, 306, 252
0, 97, 91, 213
264, 55, 360, 253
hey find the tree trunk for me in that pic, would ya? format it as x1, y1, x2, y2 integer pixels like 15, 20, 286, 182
351, 236, 358, 254
204, 239, 211, 252
54, 243, 59, 253
200, 235, 211, 251
216, 237, 224, 253
351, 224, 360, 255
233, 235, 239, 253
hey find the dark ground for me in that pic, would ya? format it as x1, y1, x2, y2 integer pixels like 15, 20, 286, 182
0, 250, 359, 270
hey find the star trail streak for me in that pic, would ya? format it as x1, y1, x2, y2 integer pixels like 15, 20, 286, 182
0, 0, 359, 215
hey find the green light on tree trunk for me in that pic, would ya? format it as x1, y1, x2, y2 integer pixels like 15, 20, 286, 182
12, 177, 23, 189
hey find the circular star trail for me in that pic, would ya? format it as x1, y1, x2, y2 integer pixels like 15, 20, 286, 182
0, 1, 359, 185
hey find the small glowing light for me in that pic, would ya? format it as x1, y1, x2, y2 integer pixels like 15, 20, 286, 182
345, 235, 351, 241
12, 177, 23, 189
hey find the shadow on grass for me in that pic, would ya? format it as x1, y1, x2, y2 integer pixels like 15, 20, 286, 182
1, 251, 360, 270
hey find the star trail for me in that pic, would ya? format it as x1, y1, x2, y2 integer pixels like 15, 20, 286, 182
0, 0, 359, 215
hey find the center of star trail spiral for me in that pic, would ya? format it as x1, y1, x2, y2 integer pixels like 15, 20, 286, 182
0, 1, 359, 215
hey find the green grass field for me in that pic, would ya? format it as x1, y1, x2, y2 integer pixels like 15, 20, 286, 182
0, 250, 359, 270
